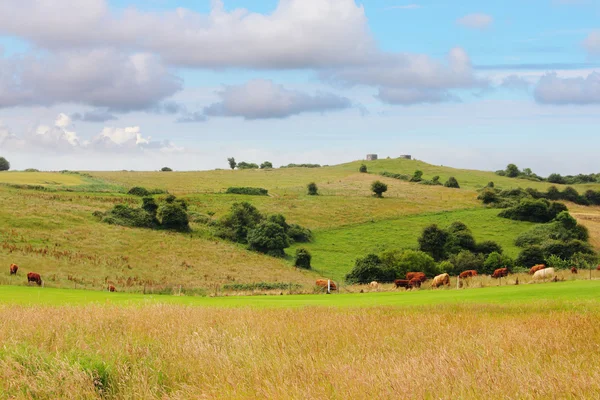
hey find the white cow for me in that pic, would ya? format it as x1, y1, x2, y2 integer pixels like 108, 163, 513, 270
533, 267, 555, 280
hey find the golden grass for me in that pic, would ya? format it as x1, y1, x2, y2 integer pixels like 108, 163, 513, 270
1, 303, 599, 399
0, 172, 84, 186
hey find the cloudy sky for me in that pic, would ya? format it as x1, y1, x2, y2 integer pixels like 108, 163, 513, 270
0, 0, 599, 174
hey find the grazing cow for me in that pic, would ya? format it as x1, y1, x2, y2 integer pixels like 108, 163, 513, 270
597, 265, 600, 271
315, 279, 337, 291
533, 267, 555, 281
431, 273, 450, 288
571, 267, 578, 274
529, 264, 546, 275
394, 279, 411, 289
108, 285, 116, 292
459, 270, 477, 279
406, 272, 427, 283
27, 272, 42, 286
408, 278, 421, 288
9, 264, 18, 275
492, 268, 509, 279
369, 281, 379, 289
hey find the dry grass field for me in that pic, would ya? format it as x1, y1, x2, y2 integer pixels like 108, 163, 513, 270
1, 302, 599, 399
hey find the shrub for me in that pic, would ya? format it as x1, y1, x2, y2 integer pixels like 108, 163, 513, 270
381, 249, 438, 278
24, 168, 39, 172
547, 173, 565, 184
237, 162, 259, 170
475, 240, 503, 256
584, 190, 600, 205
294, 248, 312, 269
218, 202, 264, 243
128, 187, 151, 197
444, 231, 476, 255
359, 164, 367, 173
0, 157, 10, 171
447, 251, 485, 276
141, 197, 159, 219
541, 240, 594, 260
161, 167, 173, 172
495, 170, 506, 176
410, 170, 423, 182
158, 203, 189, 231
438, 260, 455, 275
421, 176, 442, 186
505, 164, 520, 178
260, 161, 273, 169
280, 163, 321, 168
247, 221, 290, 257
222, 282, 301, 291
380, 171, 410, 181
499, 198, 564, 223
102, 205, 156, 228
227, 157, 237, 170
345, 254, 395, 284
287, 224, 313, 243
545, 255, 570, 270
418, 224, 448, 261
225, 187, 269, 196
371, 181, 388, 198
307, 182, 318, 196
444, 177, 460, 188
486, 181, 494, 188
477, 189, 498, 204
515, 246, 546, 268
483, 252, 514, 275
546, 186, 561, 200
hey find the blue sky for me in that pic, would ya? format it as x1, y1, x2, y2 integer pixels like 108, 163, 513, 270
0, 0, 599, 174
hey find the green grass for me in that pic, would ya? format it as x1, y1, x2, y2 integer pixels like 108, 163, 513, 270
0, 171, 85, 186
290, 208, 538, 280
1, 279, 599, 308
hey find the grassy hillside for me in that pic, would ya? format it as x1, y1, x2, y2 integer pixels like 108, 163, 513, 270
2, 158, 600, 292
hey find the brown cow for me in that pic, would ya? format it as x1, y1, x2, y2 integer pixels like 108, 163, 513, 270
108, 285, 116, 292
394, 279, 411, 289
406, 272, 426, 282
315, 279, 337, 291
529, 264, 546, 275
571, 267, 578, 274
9, 264, 18, 275
597, 265, 600, 271
408, 278, 421, 288
27, 272, 42, 286
492, 268, 509, 279
431, 273, 450, 288
459, 270, 477, 279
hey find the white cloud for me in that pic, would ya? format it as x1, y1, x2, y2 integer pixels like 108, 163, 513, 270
457, 13, 493, 30
534, 72, 600, 105
203, 80, 353, 119
584, 31, 600, 55
376, 88, 459, 105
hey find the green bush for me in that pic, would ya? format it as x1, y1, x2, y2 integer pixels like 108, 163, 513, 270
0, 157, 10, 171
515, 246, 545, 268
475, 240, 503, 256
226, 187, 269, 196
237, 162, 259, 170
158, 203, 189, 231
410, 170, 423, 182
477, 189, 498, 204
447, 251, 484, 276
359, 164, 367, 173
102, 205, 156, 228
380, 249, 438, 278
294, 248, 312, 269
307, 182, 318, 196
345, 254, 395, 284
444, 230, 476, 255
545, 255, 570, 270
218, 202, 264, 243
505, 164, 520, 178
287, 224, 313, 243
482, 252, 514, 275
161, 167, 172, 172
444, 177, 460, 188
380, 171, 410, 181
128, 187, 151, 196
371, 181, 388, 198
418, 224, 448, 261
222, 282, 302, 291
541, 240, 594, 260
260, 161, 273, 169
247, 221, 290, 257
24, 168, 39, 172
499, 198, 565, 223
280, 163, 321, 168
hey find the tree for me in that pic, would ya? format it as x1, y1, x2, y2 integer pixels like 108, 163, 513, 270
410, 170, 423, 182
475, 240, 503, 256
359, 164, 368, 173
307, 182, 318, 196
0, 157, 10, 171
345, 254, 395, 284
381, 249, 438, 278
141, 197, 159, 220
483, 252, 514, 275
478, 189, 498, 204
161, 167, 173, 172
371, 181, 388, 198
547, 173, 565, 184
260, 161, 273, 169
158, 203, 189, 231
522, 168, 533, 177
247, 221, 290, 257
237, 162, 259, 170
444, 177, 460, 188
219, 202, 264, 243
294, 248, 312, 269
505, 164, 520, 178
515, 246, 545, 268
447, 251, 485, 276
227, 157, 237, 170
418, 225, 448, 261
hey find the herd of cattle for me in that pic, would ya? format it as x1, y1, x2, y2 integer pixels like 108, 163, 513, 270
317, 263, 594, 292
8, 263, 117, 291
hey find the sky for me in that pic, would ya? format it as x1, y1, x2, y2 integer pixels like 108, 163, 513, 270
0, 0, 599, 174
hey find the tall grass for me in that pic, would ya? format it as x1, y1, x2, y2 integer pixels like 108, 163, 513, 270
1, 303, 599, 399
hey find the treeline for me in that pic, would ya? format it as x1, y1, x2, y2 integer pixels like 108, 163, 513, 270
227, 157, 320, 170
479, 185, 600, 207
379, 170, 460, 188
496, 163, 600, 185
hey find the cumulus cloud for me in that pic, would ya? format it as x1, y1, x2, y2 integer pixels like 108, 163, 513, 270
584, 31, 600, 55
534, 72, 600, 105
376, 88, 459, 105
0, 114, 182, 153
202, 80, 353, 119
0, 50, 181, 111
71, 109, 118, 122
0, 0, 375, 69
500, 75, 533, 91
457, 13, 493, 30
